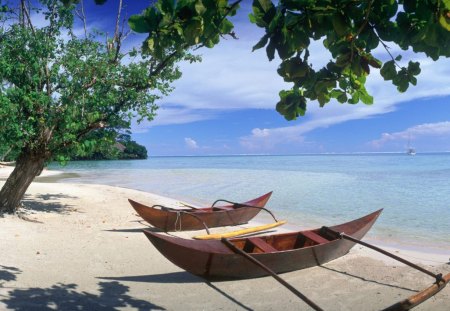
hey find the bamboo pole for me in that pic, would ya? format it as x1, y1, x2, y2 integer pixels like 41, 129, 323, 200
322, 227, 442, 281
193, 221, 286, 240
322, 226, 450, 310
382, 272, 450, 311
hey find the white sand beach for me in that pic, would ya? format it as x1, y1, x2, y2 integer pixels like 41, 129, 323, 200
0, 168, 449, 310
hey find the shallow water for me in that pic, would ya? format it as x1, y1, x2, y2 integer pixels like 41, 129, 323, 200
49, 154, 450, 250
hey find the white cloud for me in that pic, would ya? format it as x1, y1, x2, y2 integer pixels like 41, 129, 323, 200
240, 126, 306, 151
131, 106, 215, 133
184, 137, 199, 149
369, 121, 450, 150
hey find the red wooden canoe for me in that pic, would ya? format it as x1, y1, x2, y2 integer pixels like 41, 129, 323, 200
128, 191, 273, 231
143, 209, 382, 280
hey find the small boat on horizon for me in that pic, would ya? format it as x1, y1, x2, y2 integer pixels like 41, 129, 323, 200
407, 148, 416, 155
407, 135, 416, 155
128, 191, 273, 231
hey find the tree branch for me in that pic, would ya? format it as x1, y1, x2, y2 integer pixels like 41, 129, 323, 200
78, 0, 88, 39
356, 0, 373, 37
370, 24, 402, 69
20, 0, 34, 34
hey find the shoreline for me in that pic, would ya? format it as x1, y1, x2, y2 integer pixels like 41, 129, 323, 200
0, 166, 65, 180
1, 165, 449, 257
0, 180, 449, 310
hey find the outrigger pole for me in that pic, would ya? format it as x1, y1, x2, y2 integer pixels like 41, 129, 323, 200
322, 226, 450, 310
382, 272, 450, 311
221, 237, 324, 311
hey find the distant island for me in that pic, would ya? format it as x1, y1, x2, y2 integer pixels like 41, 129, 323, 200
72, 134, 148, 160
1, 134, 147, 162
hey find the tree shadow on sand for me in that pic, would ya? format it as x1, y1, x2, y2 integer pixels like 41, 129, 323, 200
0, 265, 21, 285
1, 281, 164, 310
99, 273, 252, 310
20, 193, 77, 214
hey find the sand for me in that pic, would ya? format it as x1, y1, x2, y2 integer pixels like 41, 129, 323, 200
0, 169, 449, 310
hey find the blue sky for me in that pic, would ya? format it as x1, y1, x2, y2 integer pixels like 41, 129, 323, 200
50, 1, 450, 155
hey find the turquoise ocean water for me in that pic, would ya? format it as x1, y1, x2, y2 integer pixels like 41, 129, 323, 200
50, 154, 450, 251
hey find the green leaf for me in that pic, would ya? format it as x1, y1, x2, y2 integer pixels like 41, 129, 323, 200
359, 88, 373, 105
277, 58, 309, 81
348, 91, 360, 104
146, 38, 155, 52
257, 0, 274, 13
266, 39, 276, 61
380, 60, 396, 80
220, 19, 234, 34
184, 18, 203, 45
330, 89, 347, 104
317, 92, 330, 107
128, 15, 151, 33
337, 93, 347, 103
393, 71, 410, 92
331, 13, 347, 37
276, 89, 307, 120
407, 61, 421, 75
195, 0, 206, 15
367, 56, 382, 69
157, 0, 175, 15
252, 34, 270, 51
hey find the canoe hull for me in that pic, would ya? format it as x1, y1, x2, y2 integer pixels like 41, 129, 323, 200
129, 192, 272, 231
143, 209, 382, 280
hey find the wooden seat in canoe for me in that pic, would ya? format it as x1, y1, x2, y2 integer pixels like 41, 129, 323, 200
300, 231, 329, 245
248, 237, 278, 253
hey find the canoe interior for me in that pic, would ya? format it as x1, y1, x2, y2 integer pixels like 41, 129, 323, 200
231, 228, 334, 254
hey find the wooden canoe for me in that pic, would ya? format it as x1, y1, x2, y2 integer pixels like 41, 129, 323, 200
128, 191, 273, 231
143, 209, 383, 280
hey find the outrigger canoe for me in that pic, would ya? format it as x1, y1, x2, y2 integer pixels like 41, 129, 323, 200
143, 209, 382, 280
128, 191, 272, 231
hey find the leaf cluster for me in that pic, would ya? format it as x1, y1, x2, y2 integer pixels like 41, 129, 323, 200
128, 0, 239, 59
245, 0, 449, 120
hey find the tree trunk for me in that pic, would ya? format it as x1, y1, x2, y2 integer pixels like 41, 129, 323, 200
0, 151, 46, 214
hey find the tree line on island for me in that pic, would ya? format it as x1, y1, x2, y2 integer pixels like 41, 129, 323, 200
70, 133, 148, 161
1, 133, 147, 162
0, 0, 449, 214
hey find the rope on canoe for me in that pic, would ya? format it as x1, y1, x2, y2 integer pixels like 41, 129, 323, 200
175, 211, 182, 232
172, 210, 211, 234
211, 199, 279, 222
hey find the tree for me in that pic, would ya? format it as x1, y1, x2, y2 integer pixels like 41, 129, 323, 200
127, 0, 450, 120
71, 132, 148, 160
117, 134, 148, 159
0, 0, 199, 213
